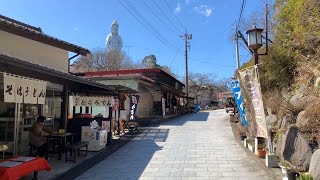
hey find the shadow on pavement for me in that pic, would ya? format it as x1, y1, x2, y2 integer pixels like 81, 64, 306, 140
74, 128, 170, 180
154, 111, 210, 126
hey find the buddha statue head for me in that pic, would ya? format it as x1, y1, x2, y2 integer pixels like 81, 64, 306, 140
111, 20, 119, 35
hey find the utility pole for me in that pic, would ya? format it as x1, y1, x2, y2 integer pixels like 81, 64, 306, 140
235, 27, 240, 69
180, 33, 192, 113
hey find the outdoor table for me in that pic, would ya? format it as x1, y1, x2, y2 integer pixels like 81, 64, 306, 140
46, 133, 75, 160
0, 156, 51, 180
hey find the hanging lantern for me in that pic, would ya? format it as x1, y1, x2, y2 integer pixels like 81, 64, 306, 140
246, 23, 264, 50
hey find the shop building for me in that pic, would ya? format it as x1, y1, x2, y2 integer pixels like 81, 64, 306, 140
0, 15, 116, 155
78, 68, 187, 121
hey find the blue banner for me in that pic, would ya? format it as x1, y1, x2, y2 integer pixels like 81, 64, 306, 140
231, 80, 248, 126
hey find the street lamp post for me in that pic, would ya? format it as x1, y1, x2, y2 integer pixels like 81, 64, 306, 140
246, 23, 264, 65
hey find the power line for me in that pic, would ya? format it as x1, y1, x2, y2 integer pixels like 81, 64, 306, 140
237, 0, 246, 29
119, 0, 174, 52
123, 0, 183, 52
169, 51, 178, 67
187, 22, 234, 57
143, 2, 178, 36
152, 0, 184, 34
163, 0, 186, 30
239, 42, 252, 55
119, 0, 183, 54
188, 57, 236, 68
214, 23, 234, 41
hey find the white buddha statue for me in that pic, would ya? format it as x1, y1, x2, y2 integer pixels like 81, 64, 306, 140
106, 20, 123, 51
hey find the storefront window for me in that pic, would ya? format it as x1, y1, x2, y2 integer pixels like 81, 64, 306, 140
18, 103, 40, 154
92, 107, 109, 118
44, 90, 62, 131
0, 102, 15, 144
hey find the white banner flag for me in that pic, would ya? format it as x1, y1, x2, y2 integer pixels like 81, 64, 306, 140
239, 67, 267, 138
3, 74, 16, 103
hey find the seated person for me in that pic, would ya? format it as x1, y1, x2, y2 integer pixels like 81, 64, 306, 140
29, 115, 54, 159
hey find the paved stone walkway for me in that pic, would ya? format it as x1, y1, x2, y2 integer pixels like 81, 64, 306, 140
76, 110, 277, 180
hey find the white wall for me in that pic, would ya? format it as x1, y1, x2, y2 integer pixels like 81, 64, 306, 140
0, 30, 68, 72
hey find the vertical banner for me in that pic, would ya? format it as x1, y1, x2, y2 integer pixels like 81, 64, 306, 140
3, 74, 16, 103
231, 80, 248, 126
239, 67, 267, 138
129, 95, 139, 121
31, 80, 39, 104
15, 77, 24, 103
37, 81, 47, 105
23, 78, 33, 104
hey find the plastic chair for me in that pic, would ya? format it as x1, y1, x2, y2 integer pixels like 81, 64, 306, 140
0, 144, 8, 159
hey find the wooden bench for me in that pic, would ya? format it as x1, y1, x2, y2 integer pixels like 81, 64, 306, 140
64, 141, 88, 163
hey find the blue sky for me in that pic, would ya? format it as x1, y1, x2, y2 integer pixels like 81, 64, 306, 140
0, 0, 266, 80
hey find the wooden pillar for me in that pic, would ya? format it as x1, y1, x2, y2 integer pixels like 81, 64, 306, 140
107, 106, 113, 144
72, 106, 76, 117
61, 84, 69, 131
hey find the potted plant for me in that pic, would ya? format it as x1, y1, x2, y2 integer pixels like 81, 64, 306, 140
279, 160, 298, 180
297, 173, 313, 180
256, 142, 266, 158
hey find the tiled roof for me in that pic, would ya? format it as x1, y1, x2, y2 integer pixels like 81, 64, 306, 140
0, 14, 90, 56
